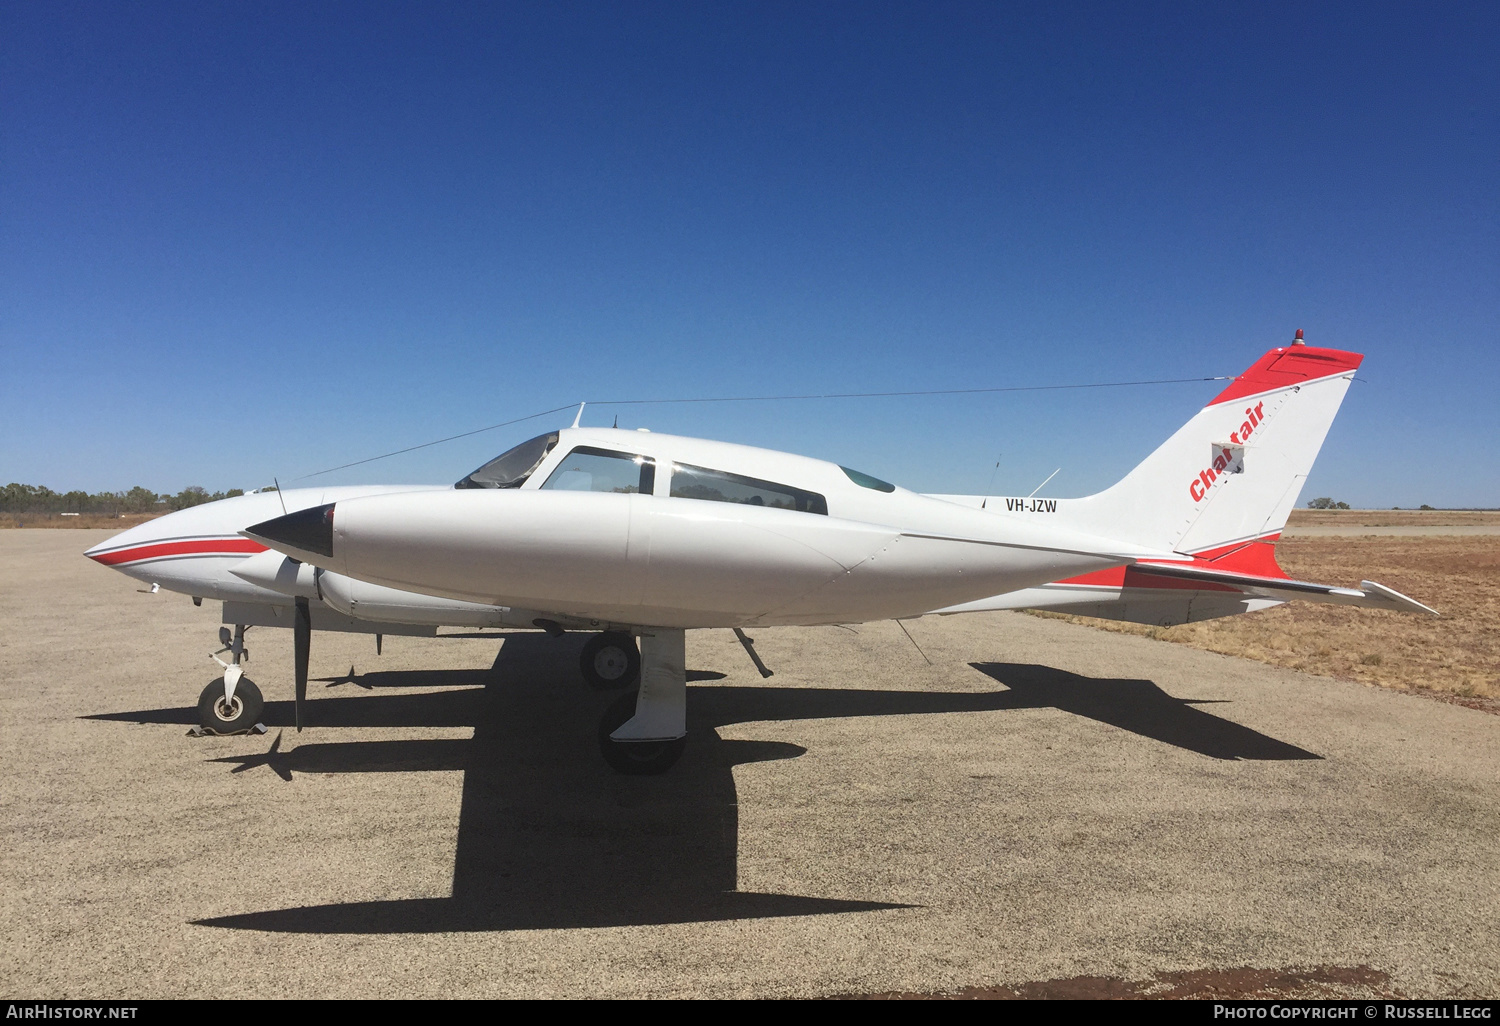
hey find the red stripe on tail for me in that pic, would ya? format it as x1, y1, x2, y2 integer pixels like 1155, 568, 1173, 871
1208, 346, 1362, 406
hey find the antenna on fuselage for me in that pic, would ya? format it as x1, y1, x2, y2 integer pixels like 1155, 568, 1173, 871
272, 478, 288, 516
571, 403, 586, 428
895, 620, 932, 666
980, 457, 1002, 509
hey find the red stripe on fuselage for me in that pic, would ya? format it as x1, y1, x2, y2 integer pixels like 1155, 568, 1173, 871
88, 538, 267, 565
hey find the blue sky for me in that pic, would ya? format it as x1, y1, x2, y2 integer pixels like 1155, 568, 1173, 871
3, 2, 1495, 507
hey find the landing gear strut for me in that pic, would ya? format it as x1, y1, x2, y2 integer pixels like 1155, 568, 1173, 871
199, 624, 264, 733
597, 629, 686, 774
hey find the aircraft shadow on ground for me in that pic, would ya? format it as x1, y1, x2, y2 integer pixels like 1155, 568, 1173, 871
86, 638, 1316, 934
969, 663, 1322, 762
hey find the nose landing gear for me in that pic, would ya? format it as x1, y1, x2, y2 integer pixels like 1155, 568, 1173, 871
196, 623, 265, 734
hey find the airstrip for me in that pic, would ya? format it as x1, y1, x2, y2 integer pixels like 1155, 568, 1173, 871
2, 529, 1496, 998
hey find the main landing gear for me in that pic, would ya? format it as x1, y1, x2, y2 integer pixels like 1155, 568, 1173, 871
198, 624, 264, 734
595, 629, 687, 775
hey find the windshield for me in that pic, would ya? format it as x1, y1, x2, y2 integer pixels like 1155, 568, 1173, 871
455, 432, 559, 489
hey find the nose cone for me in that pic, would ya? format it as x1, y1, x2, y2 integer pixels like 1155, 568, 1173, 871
244, 502, 336, 560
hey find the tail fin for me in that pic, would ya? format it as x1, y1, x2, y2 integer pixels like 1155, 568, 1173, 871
1065, 343, 1363, 555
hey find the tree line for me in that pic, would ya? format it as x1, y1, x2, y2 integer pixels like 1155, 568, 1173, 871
1, 483, 247, 515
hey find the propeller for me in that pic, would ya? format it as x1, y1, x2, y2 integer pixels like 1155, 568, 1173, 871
293, 596, 311, 731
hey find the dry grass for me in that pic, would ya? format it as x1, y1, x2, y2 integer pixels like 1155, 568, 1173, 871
1030, 535, 1500, 709
1286, 508, 1500, 527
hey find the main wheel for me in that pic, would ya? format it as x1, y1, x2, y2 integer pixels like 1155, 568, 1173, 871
597, 690, 686, 775
580, 631, 641, 691
197, 677, 264, 734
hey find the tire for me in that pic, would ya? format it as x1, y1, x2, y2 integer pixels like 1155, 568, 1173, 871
597, 690, 686, 775
197, 677, 264, 734
580, 631, 641, 691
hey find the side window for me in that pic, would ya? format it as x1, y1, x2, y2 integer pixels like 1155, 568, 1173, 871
669, 463, 827, 515
540, 447, 656, 494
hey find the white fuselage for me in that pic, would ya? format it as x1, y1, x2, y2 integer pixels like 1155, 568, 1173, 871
251, 428, 1165, 630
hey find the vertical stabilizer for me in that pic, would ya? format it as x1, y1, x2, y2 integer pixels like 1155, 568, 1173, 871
1062, 344, 1362, 555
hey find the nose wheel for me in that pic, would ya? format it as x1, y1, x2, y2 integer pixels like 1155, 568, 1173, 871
580, 631, 640, 690
196, 622, 263, 734
197, 676, 264, 734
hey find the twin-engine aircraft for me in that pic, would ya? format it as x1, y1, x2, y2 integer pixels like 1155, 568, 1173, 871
87, 338, 1435, 772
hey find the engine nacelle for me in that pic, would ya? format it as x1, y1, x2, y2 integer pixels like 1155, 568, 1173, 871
228, 549, 320, 599
314, 568, 521, 628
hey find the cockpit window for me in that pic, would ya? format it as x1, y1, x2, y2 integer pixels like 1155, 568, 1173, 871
540, 447, 656, 494
455, 432, 559, 489
840, 466, 895, 492
669, 463, 827, 515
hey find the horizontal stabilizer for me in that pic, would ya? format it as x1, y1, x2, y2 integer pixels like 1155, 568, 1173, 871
1357, 579, 1443, 618
1128, 562, 1439, 616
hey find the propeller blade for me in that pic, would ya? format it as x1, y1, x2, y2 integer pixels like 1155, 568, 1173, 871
294, 596, 311, 732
